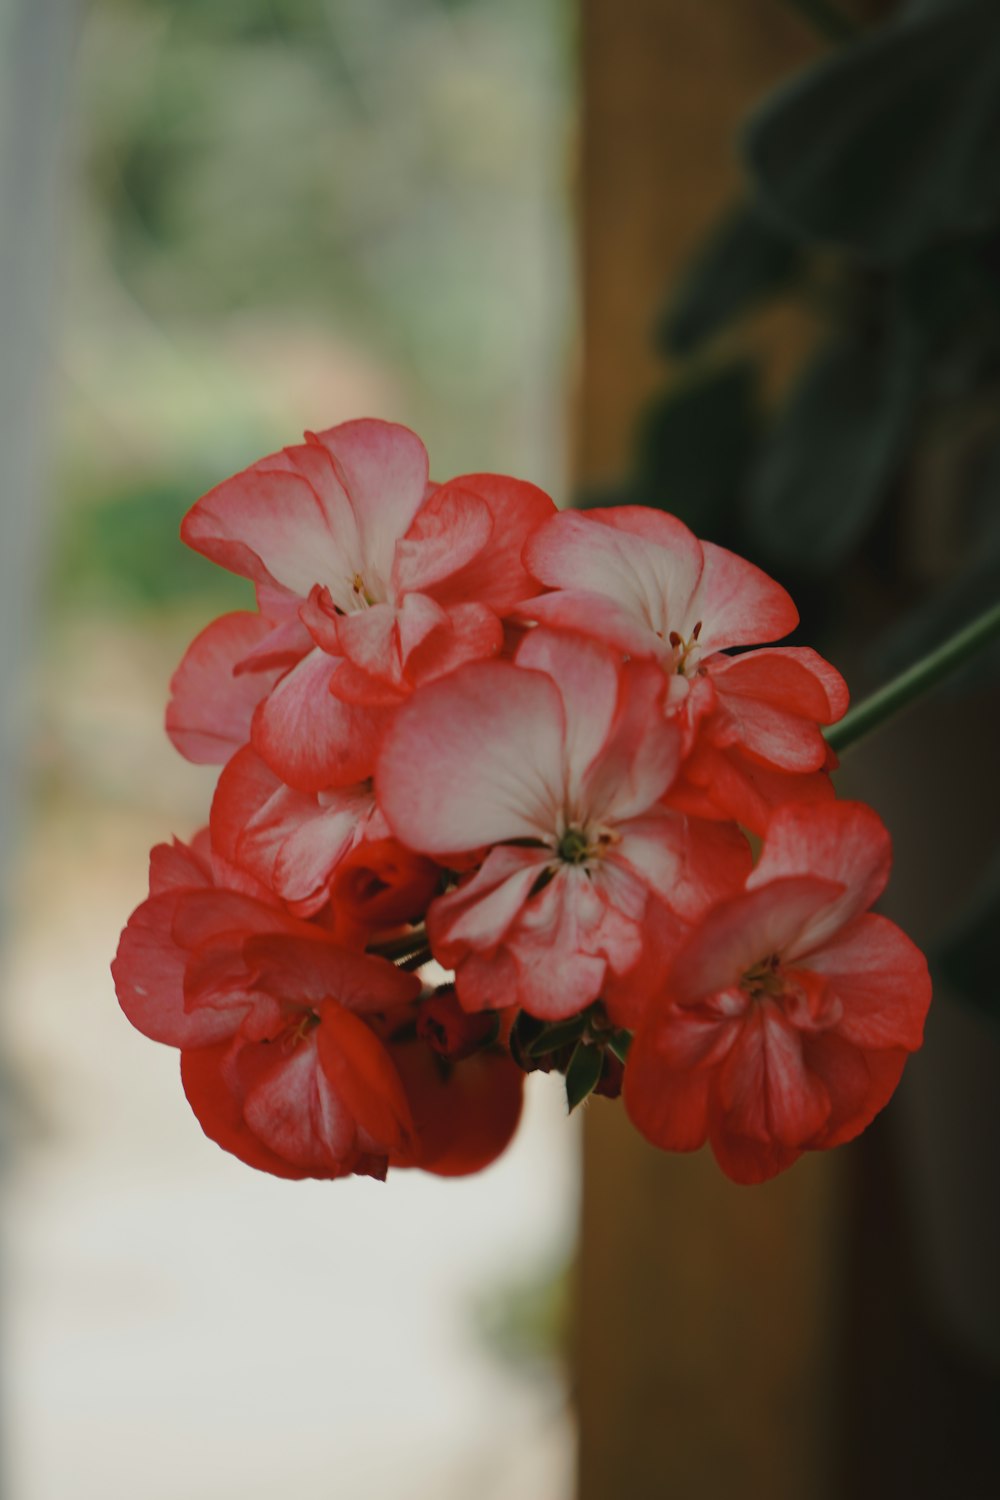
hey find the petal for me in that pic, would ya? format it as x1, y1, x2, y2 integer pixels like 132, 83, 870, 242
599, 894, 692, 1031
377, 660, 566, 854
512, 589, 660, 659
808, 912, 931, 1052
749, 801, 893, 956
252, 646, 388, 792
502, 865, 635, 1019
399, 472, 556, 611
391, 485, 495, 599
714, 1005, 832, 1152
243, 933, 421, 1014
169, 888, 310, 952
182, 463, 352, 596
113, 893, 241, 1048
668, 876, 847, 1002
336, 603, 405, 687
711, 646, 848, 723
429, 846, 552, 956
309, 419, 429, 585
402, 600, 503, 687
578, 662, 681, 823
148, 837, 212, 896
240, 1035, 359, 1171
316, 1000, 414, 1153
389, 1043, 524, 1177
166, 612, 283, 765
233, 610, 315, 675
328, 837, 440, 936
623, 1027, 713, 1152
515, 628, 624, 796
667, 740, 837, 836
614, 811, 752, 920
525, 507, 704, 642
706, 647, 848, 770
707, 1127, 802, 1186
804, 1035, 908, 1150
181, 1043, 316, 1180
686, 539, 798, 650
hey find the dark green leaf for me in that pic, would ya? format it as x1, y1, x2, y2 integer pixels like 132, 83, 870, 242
747, 317, 920, 571
743, 0, 1000, 261
778, 0, 858, 45
526, 1017, 587, 1058
564, 1043, 604, 1113
606, 1029, 633, 1065
624, 363, 758, 540
933, 853, 1000, 1024
659, 200, 801, 356
873, 440, 1000, 691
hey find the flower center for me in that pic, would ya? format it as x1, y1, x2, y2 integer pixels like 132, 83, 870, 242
350, 572, 376, 609
277, 1008, 320, 1052
668, 620, 703, 676
558, 826, 590, 864
740, 953, 785, 1001
556, 823, 619, 867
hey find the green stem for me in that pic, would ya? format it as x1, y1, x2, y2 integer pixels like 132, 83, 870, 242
779, 0, 859, 43
826, 599, 1000, 756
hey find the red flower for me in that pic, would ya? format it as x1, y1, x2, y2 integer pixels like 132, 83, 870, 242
623, 802, 931, 1184
177, 419, 555, 792
378, 628, 750, 1020
113, 838, 425, 1179
517, 506, 848, 832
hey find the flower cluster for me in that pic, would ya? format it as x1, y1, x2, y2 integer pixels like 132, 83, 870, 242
113, 419, 931, 1185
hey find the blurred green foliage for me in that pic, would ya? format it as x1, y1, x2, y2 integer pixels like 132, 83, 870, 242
611, 0, 1000, 655
606, 0, 1000, 1016
53, 477, 253, 612
473, 1256, 571, 1377
55, 0, 570, 616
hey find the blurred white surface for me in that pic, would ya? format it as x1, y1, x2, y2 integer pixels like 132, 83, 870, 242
4, 795, 576, 1500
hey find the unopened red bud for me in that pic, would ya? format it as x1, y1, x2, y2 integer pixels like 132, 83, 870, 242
417, 988, 500, 1061
593, 1050, 624, 1099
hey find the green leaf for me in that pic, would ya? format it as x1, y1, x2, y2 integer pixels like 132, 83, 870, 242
743, 0, 1000, 261
897, 239, 1000, 361
778, 0, 858, 45
526, 1017, 587, 1058
624, 363, 758, 540
747, 316, 919, 571
564, 1043, 604, 1113
873, 442, 1000, 691
658, 200, 801, 356
606, 1029, 633, 1065
933, 853, 1000, 1025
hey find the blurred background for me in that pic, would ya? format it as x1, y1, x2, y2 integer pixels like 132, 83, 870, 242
1, 3, 576, 1498
3, 1, 1000, 1497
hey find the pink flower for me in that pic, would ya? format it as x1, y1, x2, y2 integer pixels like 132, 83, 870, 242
210, 744, 378, 916
518, 506, 848, 831
623, 802, 931, 1184
377, 629, 751, 1020
112, 836, 424, 1180
179, 419, 556, 791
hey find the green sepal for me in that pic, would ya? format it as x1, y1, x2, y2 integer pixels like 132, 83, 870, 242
526, 1017, 587, 1058
564, 1043, 604, 1113
606, 1029, 633, 1065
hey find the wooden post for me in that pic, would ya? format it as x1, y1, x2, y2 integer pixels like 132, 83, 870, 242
574, 6, 845, 1497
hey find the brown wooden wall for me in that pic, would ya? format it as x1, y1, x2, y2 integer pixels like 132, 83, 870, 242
572, 7, 1000, 1499
573, 6, 839, 1497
